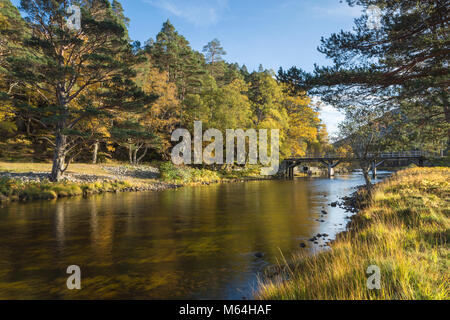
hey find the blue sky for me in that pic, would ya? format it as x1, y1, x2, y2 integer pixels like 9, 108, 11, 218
11, 0, 364, 135
125, 0, 362, 73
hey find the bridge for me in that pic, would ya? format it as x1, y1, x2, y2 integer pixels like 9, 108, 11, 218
281, 151, 444, 179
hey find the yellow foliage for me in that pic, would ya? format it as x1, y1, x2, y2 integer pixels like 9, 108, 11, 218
281, 84, 320, 157
336, 145, 353, 157
134, 55, 182, 157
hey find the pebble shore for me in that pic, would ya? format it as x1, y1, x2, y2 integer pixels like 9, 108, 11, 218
0, 165, 161, 184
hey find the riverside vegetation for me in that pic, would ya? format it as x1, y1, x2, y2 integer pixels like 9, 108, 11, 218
0, 161, 266, 203
257, 167, 449, 300
0, 1, 328, 183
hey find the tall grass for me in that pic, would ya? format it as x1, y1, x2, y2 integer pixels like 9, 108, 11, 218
0, 177, 133, 202
257, 167, 450, 300
159, 162, 263, 185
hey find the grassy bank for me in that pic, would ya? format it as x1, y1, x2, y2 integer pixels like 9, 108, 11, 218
0, 178, 135, 202
257, 167, 449, 300
0, 162, 166, 203
0, 161, 268, 204
159, 162, 266, 185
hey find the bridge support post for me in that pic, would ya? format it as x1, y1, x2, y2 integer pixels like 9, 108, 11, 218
320, 160, 340, 178
371, 160, 384, 179
284, 161, 301, 179
285, 165, 289, 178
280, 160, 289, 178
327, 164, 335, 178
372, 161, 377, 179
289, 166, 295, 179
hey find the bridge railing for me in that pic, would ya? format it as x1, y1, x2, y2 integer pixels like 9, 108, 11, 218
370, 151, 441, 158
288, 150, 443, 160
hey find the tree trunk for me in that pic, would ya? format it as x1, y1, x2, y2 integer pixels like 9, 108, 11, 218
443, 92, 450, 152
137, 147, 148, 164
92, 140, 99, 164
362, 165, 373, 197
133, 148, 138, 165
129, 145, 133, 164
50, 132, 67, 182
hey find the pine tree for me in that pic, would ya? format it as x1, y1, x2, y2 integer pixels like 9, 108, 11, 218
147, 20, 206, 101
111, 0, 129, 38
0, 0, 28, 87
279, 0, 449, 151
202, 38, 226, 64
0, 0, 33, 159
112, 0, 129, 26
8, 0, 152, 181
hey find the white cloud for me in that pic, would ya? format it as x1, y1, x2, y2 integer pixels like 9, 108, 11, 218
311, 3, 363, 18
313, 98, 345, 137
321, 104, 345, 136
279, 1, 363, 20
143, 0, 229, 26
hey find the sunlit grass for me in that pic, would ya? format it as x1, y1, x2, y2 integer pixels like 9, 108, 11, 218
256, 167, 450, 300
0, 162, 115, 175
0, 161, 268, 202
159, 162, 264, 185
0, 177, 134, 201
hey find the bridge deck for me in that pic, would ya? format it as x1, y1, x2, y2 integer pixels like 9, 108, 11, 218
281, 151, 444, 179
285, 151, 440, 162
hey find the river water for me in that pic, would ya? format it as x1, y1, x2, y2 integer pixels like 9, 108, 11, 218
0, 172, 389, 299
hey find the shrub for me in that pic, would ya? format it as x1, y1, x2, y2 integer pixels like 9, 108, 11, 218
159, 162, 224, 184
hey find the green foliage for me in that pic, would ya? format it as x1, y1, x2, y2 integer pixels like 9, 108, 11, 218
203, 38, 226, 64
278, 0, 449, 152
147, 20, 206, 101
159, 161, 267, 185
0, 2, 327, 171
429, 155, 450, 167
160, 162, 222, 184
6, 0, 153, 180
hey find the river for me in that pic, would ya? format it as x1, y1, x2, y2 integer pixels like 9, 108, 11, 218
0, 171, 390, 299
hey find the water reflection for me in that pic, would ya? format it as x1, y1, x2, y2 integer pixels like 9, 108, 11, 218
0, 172, 389, 299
